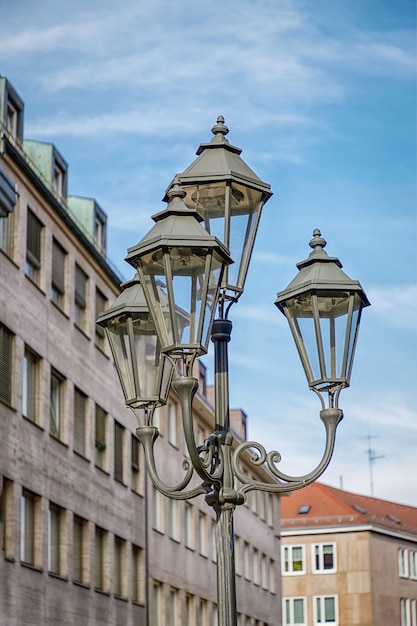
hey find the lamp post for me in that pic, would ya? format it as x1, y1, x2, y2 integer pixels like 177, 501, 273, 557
98, 118, 369, 626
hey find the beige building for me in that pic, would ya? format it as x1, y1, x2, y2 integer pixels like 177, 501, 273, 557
280, 482, 417, 626
0, 75, 281, 626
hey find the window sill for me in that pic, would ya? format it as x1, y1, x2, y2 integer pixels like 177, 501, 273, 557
94, 588, 110, 596
25, 274, 46, 296
51, 300, 70, 319
49, 433, 69, 447
73, 580, 91, 590
73, 449, 90, 463
22, 414, 44, 431
21, 561, 43, 573
74, 324, 91, 341
114, 594, 129, 603
48, 571, 68, 582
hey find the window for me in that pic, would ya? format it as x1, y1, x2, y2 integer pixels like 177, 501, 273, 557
186, 594, 195, 625
168, 499, 180, 541
114, 536, 127, 597
314, 596, 337, 624
51, 239, 66, 309
184, 502, 194, 549
132, 544, 145, 604
50, 369, 64, 439
199, 511, 208, 557
95, 405, 107, 470
94, 526, 108, 591
235, 535, 242, 575
198, 599, 209, 626
244, 541, 251, 580
95, 289, 106, 349
283, 598, 306, 626
114, 421, 125, 483
26, 209, 42, 284
269, 558, 276, 594
410, 551, 417, 580
20, 489, 40, 566
52, 163, 64, 197
152, 486, 164, 533
6, 100, 18, 137
94, 210, 106, 255
401, 598, 417, 626
153, 581, 164, 626
261, 554, 268, 589
0, 323, 13, 405
73, 515, 88, 584
2, 478, 14, 560
23, 347, 39, 423
253, 548, 260, 585
74, 264, 88, 331
313, 543, 336, 573
48, 503, 65, 576
74, 388, 87, 456
169, 587, 181, 626
399, 548, 409, 578
282, 545, 305, 575
0, 180, 14, 255
167, 401, 178, 446
131, 434, 141, 493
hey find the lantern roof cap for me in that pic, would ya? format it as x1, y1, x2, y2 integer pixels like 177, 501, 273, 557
96, 274, 150, 325
125, 179, 233, 266
275, 229, 370, 307
163, 116, 272, 199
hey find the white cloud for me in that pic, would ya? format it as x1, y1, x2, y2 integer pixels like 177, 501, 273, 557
367, 284, 417, 332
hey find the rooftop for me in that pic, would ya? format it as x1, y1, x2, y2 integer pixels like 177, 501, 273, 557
281, 482, 417, 537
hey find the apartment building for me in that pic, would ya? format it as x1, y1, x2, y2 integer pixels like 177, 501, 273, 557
0, 75, 281, 626
280, 482, 417, 626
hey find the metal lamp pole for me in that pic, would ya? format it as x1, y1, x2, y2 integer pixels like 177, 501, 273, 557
98, 119, 370, 626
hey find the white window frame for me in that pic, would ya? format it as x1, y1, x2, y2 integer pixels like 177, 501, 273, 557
282, 544, 306, 575
167, 400, 177, 446
312, 542, 337, 573
401, 598, 417, 626
314, 595, 338, 625
399, 548, 409, 578
283, 597, 307, 626
410, 551, 417, 580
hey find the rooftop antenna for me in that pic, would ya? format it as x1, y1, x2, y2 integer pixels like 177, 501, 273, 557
366, 434, 385, 497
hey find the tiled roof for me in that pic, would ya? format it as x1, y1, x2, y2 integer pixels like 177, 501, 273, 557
281, 482, 417, 536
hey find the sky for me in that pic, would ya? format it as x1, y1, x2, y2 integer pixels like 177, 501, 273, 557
2, 0, 416, 506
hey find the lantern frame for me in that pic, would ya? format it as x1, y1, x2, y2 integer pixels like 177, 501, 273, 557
275, 229, 370, 405
96, 275, 174, 410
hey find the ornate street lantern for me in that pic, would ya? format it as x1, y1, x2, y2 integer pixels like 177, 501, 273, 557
125, 181, 233, 372
96, 275, 174, 411
166, 116, 272, 302
275, 229, 370, 406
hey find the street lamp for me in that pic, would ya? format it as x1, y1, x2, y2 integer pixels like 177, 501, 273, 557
99, 119, 369, 626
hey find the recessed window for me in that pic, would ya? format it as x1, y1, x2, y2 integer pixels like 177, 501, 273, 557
74, 387, 87, 456
74, 264, 88, 331
298, 505, 311, 515
26, 209, 43, 285
114, 421, 125, 483
114, 536, 127, 598
387, 514, 401, 524
20, 489, 40, 566
50, 369, 65, 439
73, 514, 88, 584
94, 526, 108, 591
399, 548, 409, 578
95, 289, 106, 349
48, 502, 65, 576
23, 346, 39, 423
0, 323, 13, 406
131, 434, 141, 493
51, 239, 66, 309
95, 405, 107, 470
131, 545, 144, 603
352, 504, 366, 514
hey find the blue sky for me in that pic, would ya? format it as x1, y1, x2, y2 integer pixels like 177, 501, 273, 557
2, 0, 416, 505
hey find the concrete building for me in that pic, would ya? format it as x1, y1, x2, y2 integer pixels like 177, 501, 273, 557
280, 482, 417, 626
0, 75, 281, 626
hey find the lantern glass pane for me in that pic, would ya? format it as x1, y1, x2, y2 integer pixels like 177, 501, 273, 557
283, 291, 363, 390
105, 318, 134, 403
138, 247, 224, 356
183, 181, 263, 295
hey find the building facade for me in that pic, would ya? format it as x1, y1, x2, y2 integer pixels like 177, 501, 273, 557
280, 482, 417, 626
0, 75, 281, 626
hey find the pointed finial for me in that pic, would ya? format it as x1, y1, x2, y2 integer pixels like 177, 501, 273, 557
166, 176, 186, 201
309, 228, 327, 251
211, 115, 229, 139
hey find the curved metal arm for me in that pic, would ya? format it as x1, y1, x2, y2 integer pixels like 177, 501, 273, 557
232, 408, 343, 495
172, 377, 222, 489
136, 425, 209, 500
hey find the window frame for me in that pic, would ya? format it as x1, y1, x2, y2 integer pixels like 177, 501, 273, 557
74, 264, 88, 331
23, 346, 39, 423
95, 404, 107, 470
73, 387, 87, 457
314, 595, 338, 625
50, 368, 65, 439
114, 420, 125, 484
282, 544, 306, 575
312, 542, 337, 574
0, 323, 13, 406
26, 208, 43, 285
51, 238, 66, 310
283, 596, 307, 626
